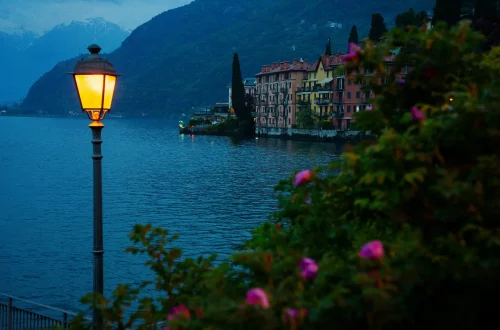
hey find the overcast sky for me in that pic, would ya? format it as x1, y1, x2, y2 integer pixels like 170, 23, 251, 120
0, 0, 192, 34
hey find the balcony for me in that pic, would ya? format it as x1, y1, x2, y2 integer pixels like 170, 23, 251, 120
332, 98, 344, 105
315, 99, 331, 105
296, 87, 312, 93
280, 87, 288, 93
312, 86, 332, 93
334, 111, 344, 119
297, 99, 310, 105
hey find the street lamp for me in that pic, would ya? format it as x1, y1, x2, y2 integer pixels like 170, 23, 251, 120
70, 44, 119, 327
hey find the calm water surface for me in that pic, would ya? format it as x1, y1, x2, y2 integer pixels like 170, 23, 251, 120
0, 116, 343, 313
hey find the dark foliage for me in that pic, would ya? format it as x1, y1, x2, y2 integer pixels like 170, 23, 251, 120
369, 13, 388, 41
325, 38, 332, 55
395, 8, 428, 28
433, 0, 461, 26
231, 53, 249, 121
244, 93, 256, 115
348, 25, 359, 46
475, 0, 499, 21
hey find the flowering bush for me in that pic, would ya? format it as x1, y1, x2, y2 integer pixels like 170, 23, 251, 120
70, 21, 500, 330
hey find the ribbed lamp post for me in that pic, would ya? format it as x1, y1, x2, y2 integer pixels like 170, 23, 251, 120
70, 44, 119, 328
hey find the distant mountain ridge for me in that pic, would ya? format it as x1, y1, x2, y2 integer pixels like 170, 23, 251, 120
21, 0, 434, 116
0, 18, 129, 104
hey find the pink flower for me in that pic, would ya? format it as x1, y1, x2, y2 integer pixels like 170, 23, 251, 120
299, 258, 318, 279
285, 308, 299, 320
284, 308, 308, 321
294, 170, 312, 187
246, 288, 270, 309
366, 105, 373, 111
411, 106, 425, 121
342, 43, 362, 63
306, 198, 311, 205
348, 42, 361, 53
167, 304, 191, 321
342, 52, 358, 63
359, 240, 385, 259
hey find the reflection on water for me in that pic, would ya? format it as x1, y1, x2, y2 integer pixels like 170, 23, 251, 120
0, 116, 343, 313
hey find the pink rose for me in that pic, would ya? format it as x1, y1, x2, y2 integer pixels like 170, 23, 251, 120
246, 288, 270, 309
359, 240, 384, 259
299, 258, 318, 279
294, 169, 312, 187
411, 106, 425, 121
167, 304, 191, 321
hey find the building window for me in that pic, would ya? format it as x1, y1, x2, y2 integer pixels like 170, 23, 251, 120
314, 73, 317, 79
356, 91, 360, 99
356, 105, 360, 112
347, 106, 351, 113
347, 92, 351, 99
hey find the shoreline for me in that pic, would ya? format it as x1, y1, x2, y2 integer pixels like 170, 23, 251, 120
180, 126, 371, 142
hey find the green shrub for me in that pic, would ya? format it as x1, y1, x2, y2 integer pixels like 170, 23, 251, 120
318, 120, 334, 129
70, 22, 500, 330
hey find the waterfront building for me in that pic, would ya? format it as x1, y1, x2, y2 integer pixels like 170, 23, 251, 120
296, 55, 333, 121
227, 78, 257, 110
255, 43, 407, 130
254, 59, 309, 128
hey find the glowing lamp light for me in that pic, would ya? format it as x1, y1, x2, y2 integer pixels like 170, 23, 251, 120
70, 44, 119, 122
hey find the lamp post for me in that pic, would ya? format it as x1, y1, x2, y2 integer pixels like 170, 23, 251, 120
70, 44, 119, 327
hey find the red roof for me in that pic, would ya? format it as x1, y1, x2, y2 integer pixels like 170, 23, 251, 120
254, 60, 310, 76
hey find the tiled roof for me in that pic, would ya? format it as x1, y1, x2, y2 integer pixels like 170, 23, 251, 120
308, 55, 333, 72
254, 60, 310, 76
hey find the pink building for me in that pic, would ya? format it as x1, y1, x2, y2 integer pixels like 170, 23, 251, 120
254, 59, 309, 128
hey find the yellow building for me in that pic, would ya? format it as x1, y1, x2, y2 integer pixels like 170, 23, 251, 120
296, 56, 334, 120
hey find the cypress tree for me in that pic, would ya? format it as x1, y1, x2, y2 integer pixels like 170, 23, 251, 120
369, 13, 388, 41
325, 38, 332, 55
231, 53, 249, 121
475, 0, 498, 21
433, 0, 461, 26
348, 25, 359, 44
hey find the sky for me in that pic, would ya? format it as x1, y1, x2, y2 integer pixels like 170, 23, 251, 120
0, 0, 192, 34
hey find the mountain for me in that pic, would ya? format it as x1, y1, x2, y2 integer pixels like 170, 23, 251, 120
0, 18, 129, 104
21, 0, 434, 116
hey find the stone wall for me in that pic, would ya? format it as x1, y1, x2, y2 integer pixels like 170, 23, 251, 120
255, 127, 363, 141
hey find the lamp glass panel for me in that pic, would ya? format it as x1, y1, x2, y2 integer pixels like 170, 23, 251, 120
75, 74, 104, 109
103, 75, 116, 110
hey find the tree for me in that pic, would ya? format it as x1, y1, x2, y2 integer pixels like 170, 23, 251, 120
368, 13, 387, 41
231, 53, 250, 121
433, 0, 461, 26
395, 8, 428, 28
324, 38, 332, 55
348, 25, 358, 45
296, 106, 314, 128
475, 0, 498, 21
244, 93, 255, 115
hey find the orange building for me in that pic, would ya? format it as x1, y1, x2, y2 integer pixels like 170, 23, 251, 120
254, 59, 309, 128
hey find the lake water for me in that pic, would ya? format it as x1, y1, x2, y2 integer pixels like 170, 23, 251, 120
0, 116, 343, 315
